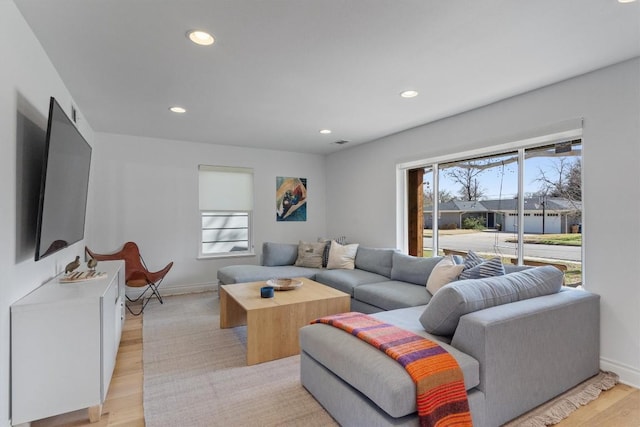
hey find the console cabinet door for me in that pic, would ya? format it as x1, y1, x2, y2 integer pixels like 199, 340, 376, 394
11, 261, 124, 425
11, 300, 101, 424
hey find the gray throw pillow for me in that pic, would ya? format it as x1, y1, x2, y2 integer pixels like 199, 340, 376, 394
419, 265, 564, 336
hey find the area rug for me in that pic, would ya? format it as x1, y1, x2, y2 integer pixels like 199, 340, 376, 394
143, 292, 617, 427
142, 291, 337, 427
503, 370, 619, 426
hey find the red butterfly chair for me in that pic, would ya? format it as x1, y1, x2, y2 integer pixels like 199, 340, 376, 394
85, 242, 173, 315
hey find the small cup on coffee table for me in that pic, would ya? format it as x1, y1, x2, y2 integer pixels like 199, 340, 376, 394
260, 286, 275, 298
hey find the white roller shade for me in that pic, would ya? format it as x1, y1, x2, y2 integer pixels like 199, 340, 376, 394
198, 165, 253, 211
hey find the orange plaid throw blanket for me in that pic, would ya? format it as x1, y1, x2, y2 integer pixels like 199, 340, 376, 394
311, 312, 473, 427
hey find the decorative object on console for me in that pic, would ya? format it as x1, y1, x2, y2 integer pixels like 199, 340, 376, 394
85, 242, 173, 316
87, 257, 98, 270
59, 270, 106, 283
276, 176, 307, 221
65, 256, 80, 273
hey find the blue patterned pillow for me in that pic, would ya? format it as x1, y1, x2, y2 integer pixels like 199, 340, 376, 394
459, 256, 505, 280
318, 236, 347, 268
462, 250, 485, 270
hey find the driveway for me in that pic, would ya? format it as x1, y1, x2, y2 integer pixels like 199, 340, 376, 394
423, 231, 581, 262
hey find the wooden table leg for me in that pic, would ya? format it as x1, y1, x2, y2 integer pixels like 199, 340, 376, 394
219, 286, 246, 328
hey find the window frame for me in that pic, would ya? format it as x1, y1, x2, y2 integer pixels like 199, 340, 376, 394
197, 165, 255, 259
396, 126, 583, 265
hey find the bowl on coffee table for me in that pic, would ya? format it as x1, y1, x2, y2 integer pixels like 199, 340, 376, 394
266, 278, 303, 291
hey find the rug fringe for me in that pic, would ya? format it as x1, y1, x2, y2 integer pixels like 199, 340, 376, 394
505, 371, 619, 426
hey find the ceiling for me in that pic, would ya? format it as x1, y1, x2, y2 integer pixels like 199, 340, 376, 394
14, 0, 640, 155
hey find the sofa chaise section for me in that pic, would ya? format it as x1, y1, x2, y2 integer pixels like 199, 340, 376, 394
299, 268, 600, 427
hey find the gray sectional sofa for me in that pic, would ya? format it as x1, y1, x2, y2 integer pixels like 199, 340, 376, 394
219, 242, 460, 313
217, 242, 600, 427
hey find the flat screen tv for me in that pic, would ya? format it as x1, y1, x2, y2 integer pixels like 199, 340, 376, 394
35, 97, 92, 261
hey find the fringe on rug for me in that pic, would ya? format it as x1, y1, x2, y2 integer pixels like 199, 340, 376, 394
507, 370, 619, 427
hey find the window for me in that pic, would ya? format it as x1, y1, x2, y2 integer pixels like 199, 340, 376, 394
198, 165, 254, 257
405, 134, 583, 285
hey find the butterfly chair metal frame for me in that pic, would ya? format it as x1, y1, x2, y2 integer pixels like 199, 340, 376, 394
85, 242, 173, 315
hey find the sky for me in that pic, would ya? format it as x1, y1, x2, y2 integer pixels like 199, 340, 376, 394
424, 145, 581, 200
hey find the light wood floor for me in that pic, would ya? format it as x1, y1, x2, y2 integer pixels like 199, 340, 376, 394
34, 309, 639, 427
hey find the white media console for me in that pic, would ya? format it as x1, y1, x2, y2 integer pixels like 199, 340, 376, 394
11, 260, 125, 425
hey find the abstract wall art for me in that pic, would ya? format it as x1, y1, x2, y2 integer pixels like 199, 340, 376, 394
276, 177, 307, 221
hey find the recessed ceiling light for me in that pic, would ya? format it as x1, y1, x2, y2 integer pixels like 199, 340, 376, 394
169, 106, 186, 113
618, 0, 637, 3
400, 90, 419, 98
187, 30, 215, 46
319, 129, 332, 134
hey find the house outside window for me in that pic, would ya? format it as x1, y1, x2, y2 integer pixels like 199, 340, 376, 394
198, 165, 254, 258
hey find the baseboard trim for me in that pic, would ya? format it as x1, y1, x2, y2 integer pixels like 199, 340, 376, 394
125, 281, 217, 299
600, 357, 640, 388
162, 282, 217, 296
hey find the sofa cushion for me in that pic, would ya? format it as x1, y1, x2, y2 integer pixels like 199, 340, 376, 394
390, 253, 443, 285
327, 241, 359, 269
354, 247, 396, 277
315, 269, 388, 296
262, 242, 298, 266
299, 306, 479, 418
295, 241, 326, 268
354, 281, 432, 311
217, 265, 319, 285
426, 255, 465, 295
419, 265, 564, 336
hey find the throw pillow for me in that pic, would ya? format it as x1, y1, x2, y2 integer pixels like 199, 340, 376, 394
317, 236, 347, 267
462, 250, 485, 270
326, 241, 359, 269
459, 256, 505, 280
294, 241, 325, 268
426, 255, 465, 295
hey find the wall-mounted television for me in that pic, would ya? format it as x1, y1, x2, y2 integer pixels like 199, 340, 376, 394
34, 97, 92, 261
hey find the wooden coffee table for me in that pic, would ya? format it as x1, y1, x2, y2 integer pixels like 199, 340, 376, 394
219, 277, 350, 365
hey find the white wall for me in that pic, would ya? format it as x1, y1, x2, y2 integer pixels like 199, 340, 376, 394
0, 1, 96, 425
326, 58, 640, 386
87, 133, 327, 294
